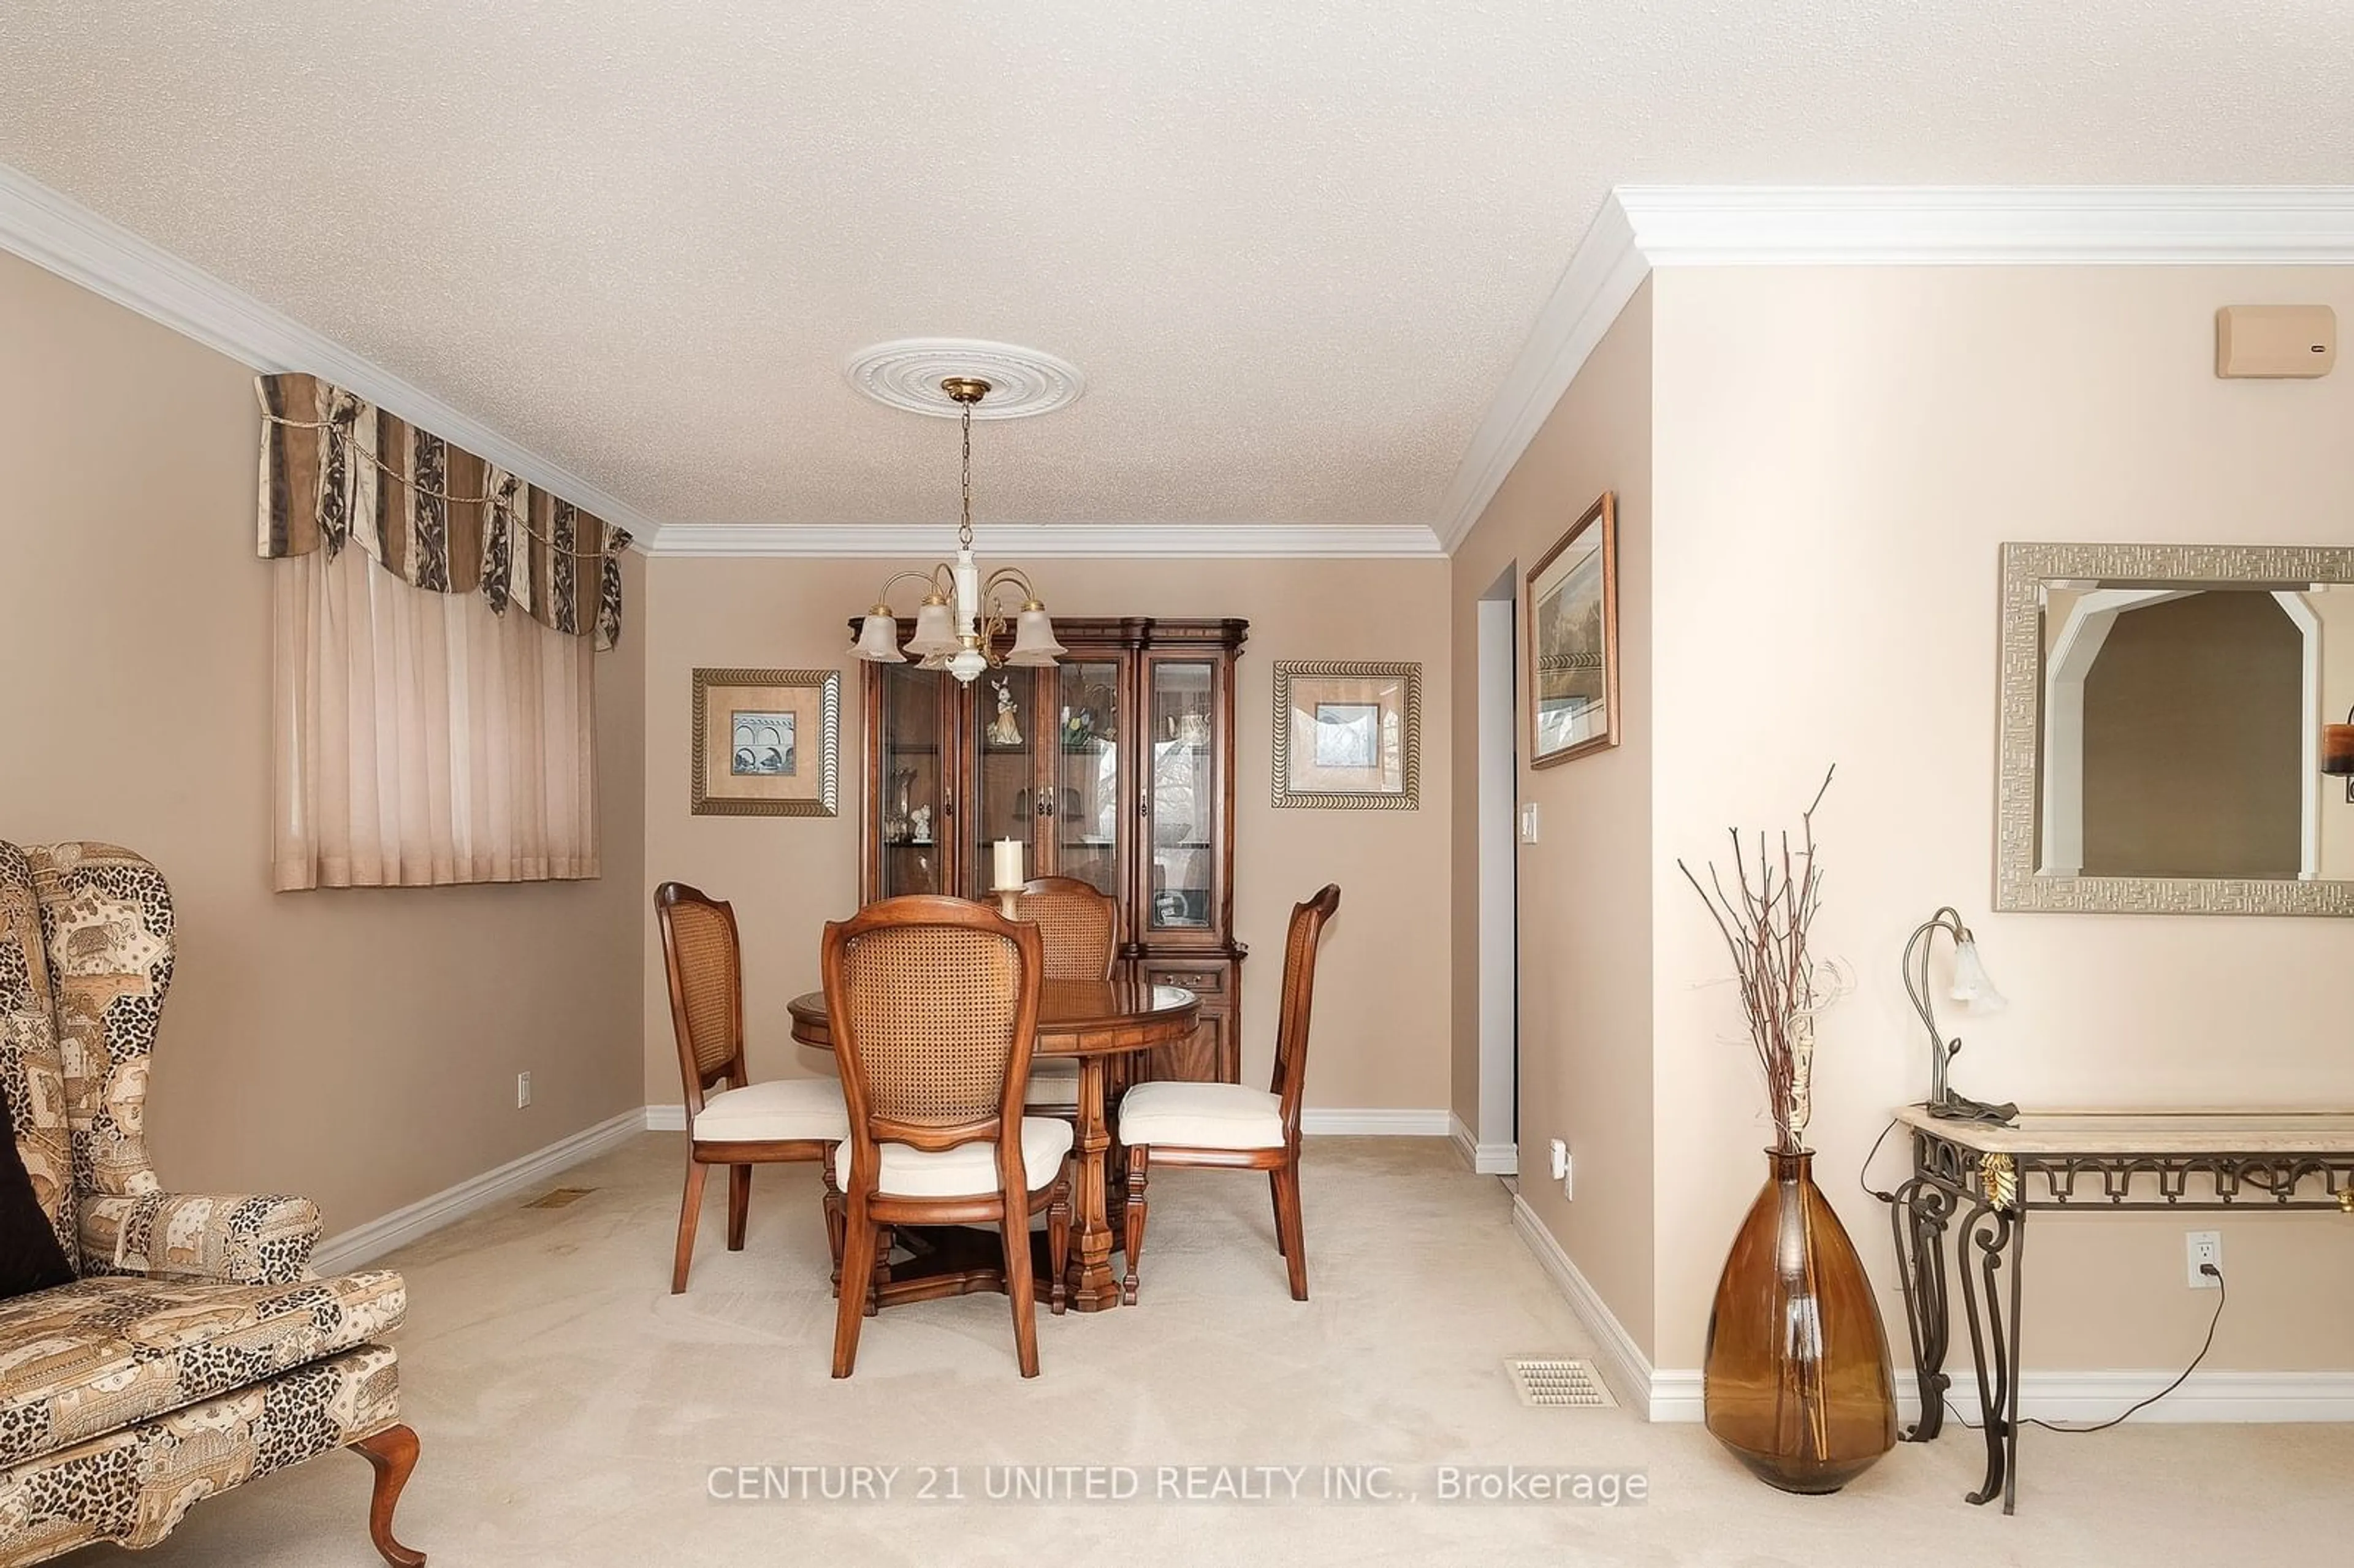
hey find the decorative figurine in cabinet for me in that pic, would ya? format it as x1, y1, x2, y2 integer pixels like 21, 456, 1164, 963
856, 616, 1247, 1081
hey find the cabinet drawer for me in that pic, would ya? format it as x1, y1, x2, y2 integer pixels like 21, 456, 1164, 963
1146, 965, 1225, 995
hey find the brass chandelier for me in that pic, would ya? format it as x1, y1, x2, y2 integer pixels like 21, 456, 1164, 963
848, 376, 1064, 683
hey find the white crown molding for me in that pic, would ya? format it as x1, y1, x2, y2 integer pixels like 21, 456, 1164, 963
1437, 184, 2354, 553
0, 159, 664, 549
647, 522, 1445, 560
1433, 194, 1648, 554
1616, 183, 2354, 267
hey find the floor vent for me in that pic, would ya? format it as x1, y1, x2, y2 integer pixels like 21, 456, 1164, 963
524, 1187, 596, 1209
1506, 1357, 1616, 1409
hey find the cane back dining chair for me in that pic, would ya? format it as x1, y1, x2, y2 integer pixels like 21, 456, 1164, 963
1010, 876, 1121, 1113
1119, 885, 1339, 1303
657, 882, 850, 1295
823, 896, 1075, 1377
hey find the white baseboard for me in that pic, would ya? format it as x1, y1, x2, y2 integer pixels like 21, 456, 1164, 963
647, 1103, 1449, 1137
1509, 1193, 1661, 1418
1301, 1108, 1450, 1136
1447, 1113, 1519, 1175
310, 1107, 646, 1275
1509, 1192, 2354, 1426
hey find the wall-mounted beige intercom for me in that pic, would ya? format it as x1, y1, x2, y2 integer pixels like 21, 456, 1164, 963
2215, 305, 2336, 379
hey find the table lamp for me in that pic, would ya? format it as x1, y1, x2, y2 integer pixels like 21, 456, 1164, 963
1903, 907, 2017, 1125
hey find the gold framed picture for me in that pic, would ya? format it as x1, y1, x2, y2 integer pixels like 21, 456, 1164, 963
690, 668, 840, 816
1527, 492, 1620, 767
1272, 661, 1421, 810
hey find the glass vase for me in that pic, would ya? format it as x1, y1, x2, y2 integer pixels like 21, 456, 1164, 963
1702, 1149, 1898, 1493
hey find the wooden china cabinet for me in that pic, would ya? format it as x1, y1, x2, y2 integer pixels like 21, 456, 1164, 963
856, 617, 1249, 1082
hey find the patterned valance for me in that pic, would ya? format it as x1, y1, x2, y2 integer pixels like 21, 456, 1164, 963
255, 374, 631, 649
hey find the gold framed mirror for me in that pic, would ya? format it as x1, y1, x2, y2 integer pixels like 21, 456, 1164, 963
1996, 542, 2354, 916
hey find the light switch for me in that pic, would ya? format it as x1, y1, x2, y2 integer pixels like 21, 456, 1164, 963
1519, 804, 1540, 844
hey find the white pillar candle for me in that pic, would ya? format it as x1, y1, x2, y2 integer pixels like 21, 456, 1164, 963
993, 837, 1024, 892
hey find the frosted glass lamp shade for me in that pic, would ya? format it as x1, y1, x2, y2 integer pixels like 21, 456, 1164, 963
1005, 605, 1067, 667
1949, 938, 2007, 1015
907, 599, 959, 660
850, 611, 906, 663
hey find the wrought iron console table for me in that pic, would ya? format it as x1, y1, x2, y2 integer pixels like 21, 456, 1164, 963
1889, 1107, 2354, 1515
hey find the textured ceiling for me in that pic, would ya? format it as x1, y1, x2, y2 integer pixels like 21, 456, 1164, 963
2, 2, 2350, 532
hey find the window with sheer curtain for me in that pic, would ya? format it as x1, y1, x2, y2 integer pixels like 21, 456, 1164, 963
256, 373, 631, 892
270, 546, 599, 889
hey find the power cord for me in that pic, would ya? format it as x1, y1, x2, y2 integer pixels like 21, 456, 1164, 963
1857, 1119, 2228, 1432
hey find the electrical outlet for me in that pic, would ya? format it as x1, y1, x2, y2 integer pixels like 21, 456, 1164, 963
1519, 804, 1541, 844
516, 1071, 532, 1110
1548, 1138, 1568, 1181
1562, 1150, 1574, 1201
2185, 1230, 2222, 1288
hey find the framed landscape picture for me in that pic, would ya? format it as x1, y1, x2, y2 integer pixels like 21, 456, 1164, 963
690, 668, 840, 816
1271, 661, 1421, 809
1526, 492, 1620, 767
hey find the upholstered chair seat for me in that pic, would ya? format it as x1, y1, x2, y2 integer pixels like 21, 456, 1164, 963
694, 1078, 850, 1143
1119, 885, 1341, 1306
658, 881, 852, 1298
0, 1271, 408, 1472
830, 1117, 1074, 1200
1023, 1056, 1082, 1108
0, 840, 423, 1567
1116, 1082, 1285, 1151
1009, 878, 1124, 1122
824, 895, 1073, 1377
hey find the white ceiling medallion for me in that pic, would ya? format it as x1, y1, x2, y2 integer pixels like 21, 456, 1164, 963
845, 338, 1086, 419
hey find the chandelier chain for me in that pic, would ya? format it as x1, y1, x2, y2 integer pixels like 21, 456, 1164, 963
958, 400, 975, 551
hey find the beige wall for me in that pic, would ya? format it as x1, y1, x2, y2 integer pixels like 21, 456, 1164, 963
1647, 265, 2354, 1372
0, 250, 648, 1235
641, 555, 1450, 1113
1450, 281, 1658, 1357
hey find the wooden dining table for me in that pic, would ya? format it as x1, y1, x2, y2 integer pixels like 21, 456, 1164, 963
788, 978, 1200, 1312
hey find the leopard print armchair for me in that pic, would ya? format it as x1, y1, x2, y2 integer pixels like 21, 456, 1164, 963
0, 840, 424, 1566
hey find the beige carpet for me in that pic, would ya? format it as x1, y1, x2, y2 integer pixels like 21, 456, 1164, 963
94, 1134, 2352, 1567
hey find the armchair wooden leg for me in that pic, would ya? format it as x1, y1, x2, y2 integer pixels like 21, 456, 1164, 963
726, 1163, 752, 1251
671, 1159, 708, 1295
1121, 1145, 1149, 1306
1048, 1165, 1072, 1316
832, 1208, 875, 1378
866, 1225, 893, 1317
1270, 1170, 1286, 1255
1001, 1206, 1041, 1377
350, 1423, 426, 1568
821, 1157, 847, 1293
1273, 1158, 1308, 1301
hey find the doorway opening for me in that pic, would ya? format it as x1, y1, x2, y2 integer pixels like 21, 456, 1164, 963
1473, 566, 1520, 1174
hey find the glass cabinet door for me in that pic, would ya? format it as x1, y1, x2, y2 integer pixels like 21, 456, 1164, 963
875, 662, 948, 898
1145, 659, 1218, 935
1049, 657, 1126, 897
970, 668, 1046, 900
